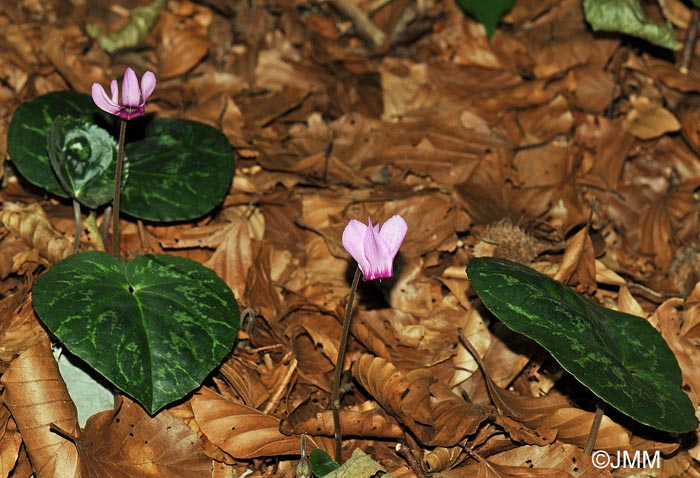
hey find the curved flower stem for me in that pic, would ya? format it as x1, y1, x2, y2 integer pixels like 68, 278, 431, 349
332, 266, 361, 463
111, 119, 127, 258
72, 199, 81, 253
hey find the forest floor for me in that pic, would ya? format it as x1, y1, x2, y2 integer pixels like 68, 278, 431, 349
2, 0, 700, 477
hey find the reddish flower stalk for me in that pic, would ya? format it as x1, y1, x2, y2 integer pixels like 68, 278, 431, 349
333, 214, 407, 462
91, 67, 156, 258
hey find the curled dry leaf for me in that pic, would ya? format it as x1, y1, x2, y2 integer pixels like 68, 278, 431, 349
1, 335, 79, 478
353, 354, 489, 446
78, 396, 210, 478
423, 445, 467, 474
191, 386, 300, 459
280, 400, 404, 439
216, 356, 271, 410
553, 226, 596, 293
0, 203, 71, 265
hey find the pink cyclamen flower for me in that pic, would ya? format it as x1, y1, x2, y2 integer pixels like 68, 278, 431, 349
342, 215, 407, 281
91, 67, 156, 120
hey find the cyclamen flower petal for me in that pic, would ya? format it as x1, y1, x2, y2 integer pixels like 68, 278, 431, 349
342, 215, 407, 281
91, 67, 156, 120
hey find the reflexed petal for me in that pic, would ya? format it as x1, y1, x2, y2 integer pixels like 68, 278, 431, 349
121, 67, 141, 107
378, 215, 407, 258
109, 80, 119, 104
362, 217, 392, 280
342, 219, 370, 275
140, 71, 157, 103
91, 83, 120, 115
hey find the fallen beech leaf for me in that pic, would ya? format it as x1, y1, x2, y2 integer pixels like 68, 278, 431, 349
0, 203, 71, 265
553, 226, 596, 293
191, 387, 299, 459
0, 406, 22, 478
423, 445, 467, 473
204, 218, 256, 304
353, 354, 489, 446
1, 335, 79, 478
77, 395, 209, 478
280, 401, 404, 439
157, 10, 210, 79
0, 292, 46, 361
623, 95, 680, 140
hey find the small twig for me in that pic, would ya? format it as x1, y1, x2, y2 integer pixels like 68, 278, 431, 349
680, 9, 700, 74
137, 219, 150, 251
329, 0, 386, 49
396, 440, 428, 478
583, 404, 605, 456
50, 423, 79, 443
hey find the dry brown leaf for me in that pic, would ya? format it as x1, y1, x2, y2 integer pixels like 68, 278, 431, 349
156, 9, 211, 79
581, 118, 634, 191
623, 95, 681, 140
0, 203, 71, 265
456, 152, 552, 224
492, 414, 556, 446
440, 456, 575, 478
40, 25, 105, 94
218, 356, 272, 409
0, 406, 22, 478
513, 143, 568, 189
281, 401, 403, 439
516, 95, 574, 144
0, 293, 46, 362
480, 443, 595, 478
423, 445, 467, 474
353, 354, 488, 446
562, 64, 615, 114
653, 299, 700, 409
77, 396, 210, 478
554, 226, 596, 293
204, 218, 256, 305
191, 386, 300, 459
1, 335, 79, 478
638, 196, 675, 270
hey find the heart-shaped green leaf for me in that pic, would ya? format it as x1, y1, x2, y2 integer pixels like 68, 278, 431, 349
120, 117, 235, 221
8, 91, 111, 197
48, 116, 121, 208
8, 92, 235, 221
32, 251, 240, 414
467, 257, 697, 433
